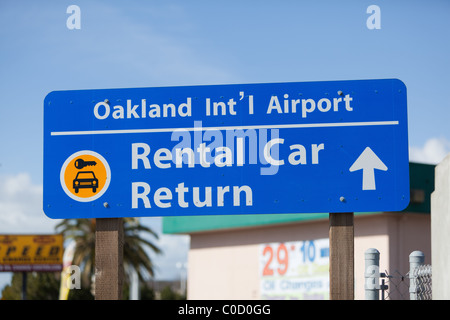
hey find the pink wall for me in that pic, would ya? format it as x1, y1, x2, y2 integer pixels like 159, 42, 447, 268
187, 212, 431, 300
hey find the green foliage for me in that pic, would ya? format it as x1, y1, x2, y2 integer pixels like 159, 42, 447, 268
140, 283, 156, 300
0, 272, 157, 300
67, 287, 94, 300
1, 273, 23, 300
160, 285, 186, 300
55, 218, 162, 289
1, 272, 59, 300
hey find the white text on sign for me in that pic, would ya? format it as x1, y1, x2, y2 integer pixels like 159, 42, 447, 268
130, 123, 326, 210
93, 93, 354, 120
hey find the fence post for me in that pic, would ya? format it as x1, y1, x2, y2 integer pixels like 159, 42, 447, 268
364, 248, 380, 300
409, 250, 425, 300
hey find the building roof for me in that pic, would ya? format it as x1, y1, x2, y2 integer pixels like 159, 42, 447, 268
163, 162, 435, 234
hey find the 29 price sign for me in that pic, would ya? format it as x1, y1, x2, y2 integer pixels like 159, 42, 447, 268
259, 239, 329, 300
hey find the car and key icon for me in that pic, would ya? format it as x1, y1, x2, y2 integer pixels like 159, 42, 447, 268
73, 171, 99, 193
72, 158, 99, 193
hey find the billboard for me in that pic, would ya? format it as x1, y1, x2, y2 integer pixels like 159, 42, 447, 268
0, 234, 63, 272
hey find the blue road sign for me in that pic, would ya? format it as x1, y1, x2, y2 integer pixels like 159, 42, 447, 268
43, 79, 409, 219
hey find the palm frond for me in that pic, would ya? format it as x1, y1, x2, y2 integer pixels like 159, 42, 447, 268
55, 218, 162, 289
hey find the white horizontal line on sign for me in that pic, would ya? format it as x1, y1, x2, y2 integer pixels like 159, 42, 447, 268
51, 121, 399, 136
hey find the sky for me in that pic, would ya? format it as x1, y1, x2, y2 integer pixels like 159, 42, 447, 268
0, 0, 450, 293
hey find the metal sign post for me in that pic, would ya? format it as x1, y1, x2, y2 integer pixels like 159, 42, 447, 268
329, 212, 354, 300
94, 218, 124, 300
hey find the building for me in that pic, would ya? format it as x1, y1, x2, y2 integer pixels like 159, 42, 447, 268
163, 162, 434, 300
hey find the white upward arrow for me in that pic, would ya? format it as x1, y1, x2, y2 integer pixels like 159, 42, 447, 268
349, 147, 388, 190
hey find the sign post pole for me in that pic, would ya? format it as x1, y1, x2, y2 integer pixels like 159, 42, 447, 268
95, 218, 124, 300
22, 272, 27, 300
329, 212, 354, 300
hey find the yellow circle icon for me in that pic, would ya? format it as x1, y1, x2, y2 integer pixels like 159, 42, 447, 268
60, 151, 111, 202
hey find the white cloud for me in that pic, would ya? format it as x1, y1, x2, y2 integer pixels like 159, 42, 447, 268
0, 172, 60, 234
409, 137, 450, 164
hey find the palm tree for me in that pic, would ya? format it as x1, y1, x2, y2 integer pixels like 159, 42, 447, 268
55, 218, 161, 290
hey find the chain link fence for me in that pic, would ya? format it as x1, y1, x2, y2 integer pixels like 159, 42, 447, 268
379, 265, 432, 300
365, 249, 432, 300
409, 264, 432, 300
